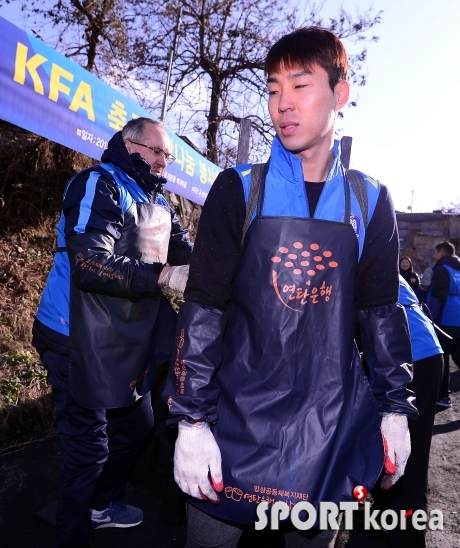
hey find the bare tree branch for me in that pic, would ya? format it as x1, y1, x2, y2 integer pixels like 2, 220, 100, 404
10, 0, 383, 166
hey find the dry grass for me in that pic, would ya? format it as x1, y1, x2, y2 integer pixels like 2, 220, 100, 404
0, 225, 58, 451
0, 119, 94, 451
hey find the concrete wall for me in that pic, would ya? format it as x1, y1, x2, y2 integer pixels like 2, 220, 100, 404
396, 213, 460, 273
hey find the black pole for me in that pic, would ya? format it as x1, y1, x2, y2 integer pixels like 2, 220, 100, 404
236, 118, 251, 165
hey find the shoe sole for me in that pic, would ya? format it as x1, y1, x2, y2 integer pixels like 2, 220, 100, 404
437, 402, 452, 408
92, 520, 143, 529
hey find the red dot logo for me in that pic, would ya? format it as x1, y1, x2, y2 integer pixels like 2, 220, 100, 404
353, 485, 367, 502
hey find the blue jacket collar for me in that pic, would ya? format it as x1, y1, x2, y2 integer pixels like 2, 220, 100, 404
269, 136, 342, 184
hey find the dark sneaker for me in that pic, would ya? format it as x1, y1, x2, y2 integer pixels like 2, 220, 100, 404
437, 397, 452, 408
91, 502, 143, 529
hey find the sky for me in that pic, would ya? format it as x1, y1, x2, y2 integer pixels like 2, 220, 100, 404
1, 0, 459, 213
319, 0, 460, 213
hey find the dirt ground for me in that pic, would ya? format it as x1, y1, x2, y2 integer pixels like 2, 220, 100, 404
0, 361, 459, 548
425, 361, 460, 547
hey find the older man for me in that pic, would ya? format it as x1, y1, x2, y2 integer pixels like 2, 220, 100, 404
33, 117, 192, 547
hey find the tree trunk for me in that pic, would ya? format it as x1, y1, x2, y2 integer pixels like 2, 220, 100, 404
206, 77, 221, 164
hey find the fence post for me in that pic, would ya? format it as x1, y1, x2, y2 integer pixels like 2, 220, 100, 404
236, 118, 252, 165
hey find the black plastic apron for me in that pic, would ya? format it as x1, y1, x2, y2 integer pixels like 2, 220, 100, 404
69, 196, 173, 410
195, 172, 384, 523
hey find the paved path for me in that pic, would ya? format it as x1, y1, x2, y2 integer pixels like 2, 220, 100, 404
425, 362, 460, 547
337, 359, 460, 548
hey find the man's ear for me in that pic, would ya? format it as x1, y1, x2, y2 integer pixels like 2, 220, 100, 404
334, 80, 350, 111
124, 140, 132, 154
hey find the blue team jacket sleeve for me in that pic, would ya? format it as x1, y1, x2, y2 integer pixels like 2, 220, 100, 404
66, 232, 162, 297
63, 169, 162, 297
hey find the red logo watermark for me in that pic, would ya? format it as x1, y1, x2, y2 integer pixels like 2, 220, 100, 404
352, 485, 367, 502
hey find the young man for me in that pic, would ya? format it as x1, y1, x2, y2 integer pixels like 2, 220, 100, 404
427, 240, 460, 408
32, 118, 192, 547
165, 28, 417, 546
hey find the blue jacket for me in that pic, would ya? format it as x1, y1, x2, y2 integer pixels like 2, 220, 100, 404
35, 163, 189, 337
36, 132, 192, 336
399, 276, 442, 361
166, 137, 416, 423
441, 264, 460, 326
165, 136, 415, 524
427, 254, 460, 329
34, 131, 193, 408
235, 138, 380, 259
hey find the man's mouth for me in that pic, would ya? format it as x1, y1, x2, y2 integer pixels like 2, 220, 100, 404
279, 121, 299, 136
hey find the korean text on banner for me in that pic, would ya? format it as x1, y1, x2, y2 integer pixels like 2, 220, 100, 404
0, 15, 221, 205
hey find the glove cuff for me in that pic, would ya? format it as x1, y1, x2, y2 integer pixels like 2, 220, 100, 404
169, 265, 188, 293
179, 420, 209, 430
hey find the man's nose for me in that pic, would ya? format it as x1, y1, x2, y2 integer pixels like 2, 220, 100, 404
278, 90, 295, 112
156, 154, 167, 168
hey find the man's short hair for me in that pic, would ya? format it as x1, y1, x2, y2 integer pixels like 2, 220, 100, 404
122, 117, 164, 143
436, 241, 455, 255
264, 27, 348, 92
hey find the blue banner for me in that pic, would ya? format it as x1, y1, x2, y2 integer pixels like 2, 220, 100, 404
0, 16, 220, 204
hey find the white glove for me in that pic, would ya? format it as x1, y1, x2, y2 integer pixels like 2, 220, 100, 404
158, 265, 189, 294
174, 421, 223, 502
380, 413, 411, 489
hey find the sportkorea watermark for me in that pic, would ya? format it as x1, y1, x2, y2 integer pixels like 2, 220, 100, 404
255, 486, 443, 532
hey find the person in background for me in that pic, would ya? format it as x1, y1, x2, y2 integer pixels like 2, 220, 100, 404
399, 256, 420, 293
369, 276, 443, 548
32, 117, 193, 548
427, 241, 460, 408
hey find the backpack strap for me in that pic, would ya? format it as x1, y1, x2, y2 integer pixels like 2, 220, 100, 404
347, 169, 369, 229
241, 163, 265, 246
340, 136, 369, 229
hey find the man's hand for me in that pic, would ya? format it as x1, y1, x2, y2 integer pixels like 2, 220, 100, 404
158, 265, 189, 294
380, 413, 411, 489
174, 421, 223, 503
